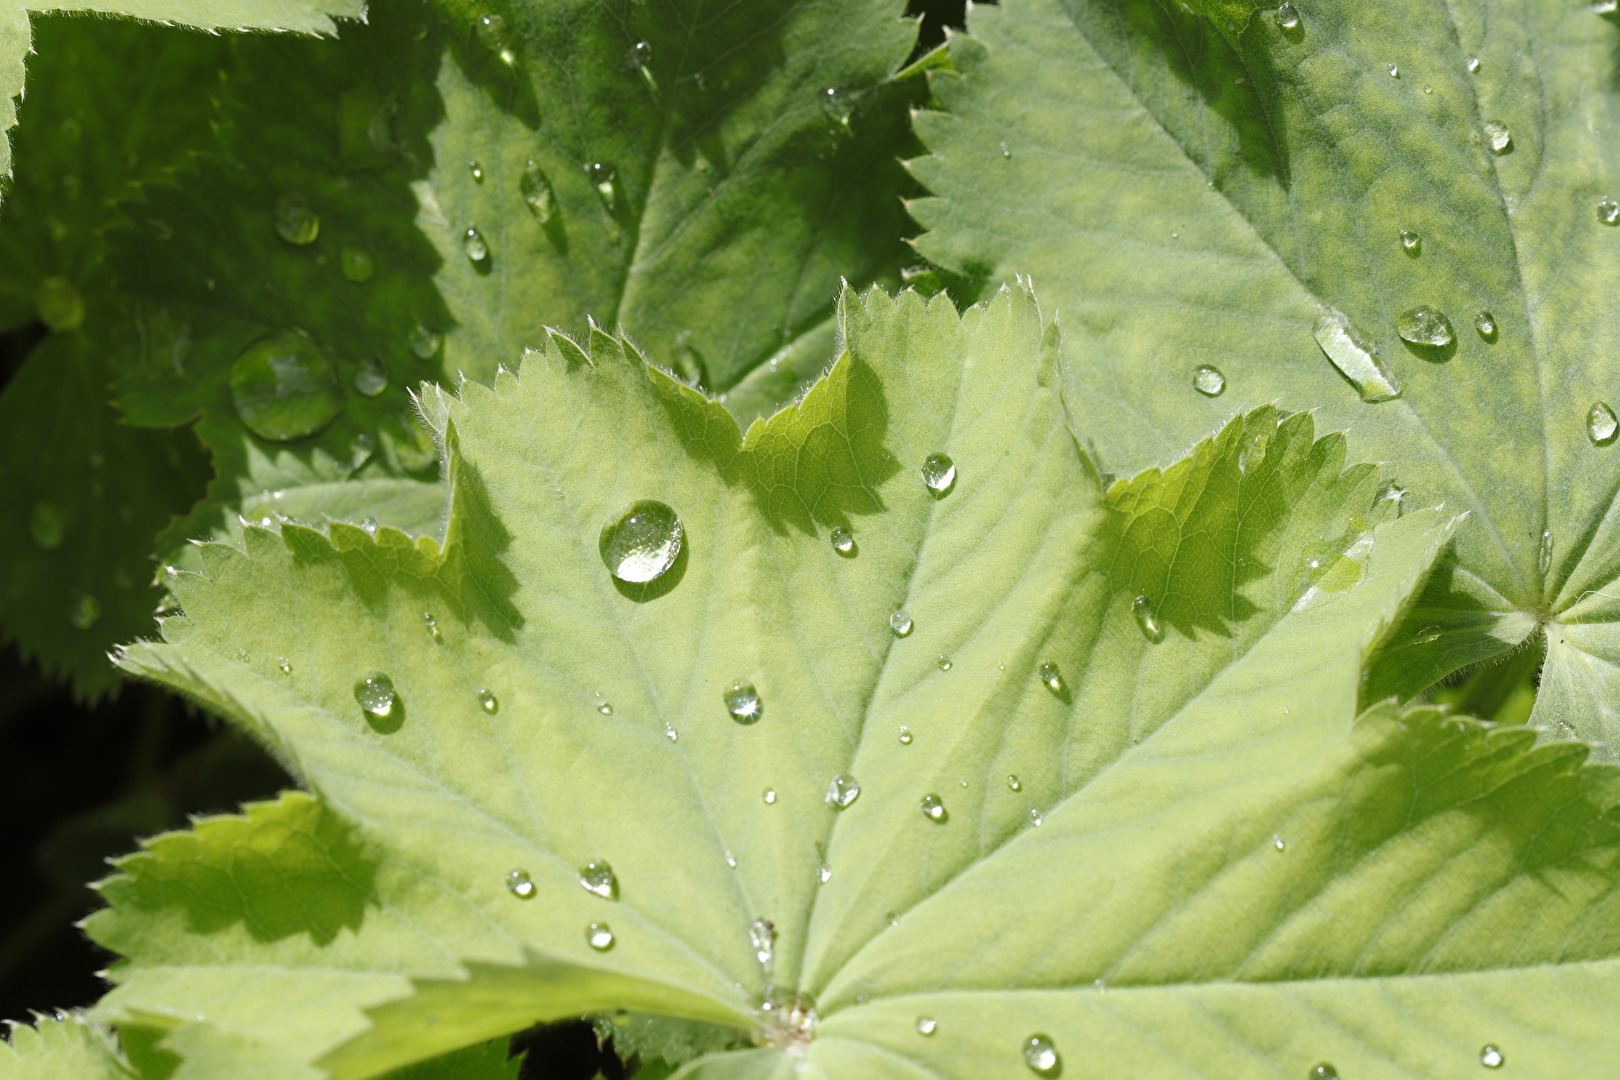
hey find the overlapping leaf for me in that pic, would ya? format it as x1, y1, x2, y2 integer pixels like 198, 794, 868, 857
0, 1013, 133, 1079
907, 0, 1620, 748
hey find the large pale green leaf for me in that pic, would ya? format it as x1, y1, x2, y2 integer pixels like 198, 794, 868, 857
84, 282, 1615, 1078
906, 0, 1620, 749
0, 1013, 133, 1079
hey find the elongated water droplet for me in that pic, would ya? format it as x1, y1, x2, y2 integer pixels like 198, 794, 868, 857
478, 688, 498, 714
916, 1017, 938, 1036
830, 526, 855, 555
69, 592, 101, 630
825, 774, 861, 809
921, 452, 956, 495
1539, 529, 1553, 575
898, 726, 914, 744
520, 158, 557, 224
411, 324, 442, 360
423, 611, 442, 643
354, 672, 398, 723
1467, 56, 1481, 73
273, 193, 319, 245
1395, 307, 1455, 347
1399, 229, 1421, 253
340, 247, 375, 283
1007, 774, 1022, 791
506, 868, 536, 899
1038, 661, 1065, 695
1275, 1, 1300, 28
749, 918, 775, 966
579, 861, 618, 900
463, 226, 489, 263
1483, 120, 1511, 152
1588, 402, 1618, 445
1314, 307, 1401, 402
468, 160, 484, 183
586, 922, 614, 950
936, 654, 953, 671
29, 501, 64, 550
1192, 365, 1225, 396
1023, 1034, 1060, 1076
724, 679, 762, 724
1132, 595, 1164, 642
1272, 834, 1286, 851
631, 40, 652, 65
1474, 310, 1497, 338
231, 331, 344, 442
1414, 624, 1442, 644
1599, 197, 1620, 225
1480, 1045, 1504, 1068
1386, 62, 1399, 77
353, 357, 389, 397
920, 793, 947, 822
588, 162, 619, 210
599, 500, 684, 583
890, 609, 913, 636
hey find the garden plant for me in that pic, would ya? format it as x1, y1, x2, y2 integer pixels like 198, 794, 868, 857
1, 0, 1618, 1077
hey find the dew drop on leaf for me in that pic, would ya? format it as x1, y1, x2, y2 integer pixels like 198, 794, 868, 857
520, 158, 557, 225
353, 357, 389, 397
468, 160, 484, 183
830, 526, 855, 555
817, 862, 832, 884
820, 86, 853, 126
1038, 661, 1065, 695
1483, 120, 1512, 152
1598, 197, 1620, 225
1395, 307, 1455, 347
69, 592, 101, 630
1467, 56, 1481, 73
588, 162, 619, 210
1272, 834, 1286, 851
921, 452, 957, 495
916, 1017, 938, 1036
354, 673, 398, 726
1309, 1066, 1339, 1080
631, 40, 652, 65
1275, 1, 1299, 28
1588, 402, 1618, 445
898, 726, 914, 745
1413, 624, 1441, 644
1539, 529, 1554, 575
1008, 774, 1022, 791
1022, 1034, 1060, 1076
999, 141, 1012, 158
825, 774, 861, 809
478, 689, 498, 714
462, 226, 489, 263
920, 793, 947, 822
1192, 364, 1226, 396
599, 499, 684, 583
1386, 62, 1399, 77
890, 608, 914, 636
1132, 594, 1164, 643
474, 12, 507, 50
664, 722, 678, 742
596, 697, 613, 715
1399, 229, 1421, 253
579, 861, 618, 900
1313, 308, 1401, 403
936, 654, 953, 671
725, 679, 762, 724
340, 247, 376, 284
586, 922, 615, 950
29, 501, 64, 550
423, 611, 442, 643
749, 918, 775, 966
230, 332, 344, 443
505, 869, 536, 899
763, 788, 777, 804
1480, 1045, 1504, 1069
410, 324, 442, 360
273, 193, 319, 245
1474, 310, 1497, 339
1030, 808, 1044, 826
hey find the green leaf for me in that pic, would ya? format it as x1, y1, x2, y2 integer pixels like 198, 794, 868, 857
86, 282, 1606, 1080
0, 1012, 134, 1079
906, 0, 1620, 749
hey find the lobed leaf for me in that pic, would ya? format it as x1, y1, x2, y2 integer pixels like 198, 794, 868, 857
0, 1012, 134, 1079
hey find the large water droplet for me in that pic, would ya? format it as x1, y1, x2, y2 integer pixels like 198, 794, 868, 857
69, 593, 101, 630
588, 162, 619, 210
599, 500, 684, 583
1022, 1034, 1060, 1076
478, 688, 499, 714
830, 526, 855, 555
579, 861, 618, 900
1132, 595, 1164, 642
354, 673, 398, 724
725, 679, 762, 724
921, 452, 956, 495
410, 324, 442, 360
1589, 402, 1618, 445
1395, 307, 1454, 347
890, 609, 914, 636
586, 922, 615, 950
749, 918, 776, 966
920, 793, 947, 822
353, 357, 389, 397
1599, 197, 1620, 225
1038, 661, 1065, 695
1192, 365, 1225, 396
29, 501, 64, 550
1314, 308, 1401, 402
520, 158, 557, 225
463, 226, 489, 263
1474, 311, 1497, 339
916, 1017, 938, 1036
1483, 121, 1512, 152
1275, 1, 1300, 28
230, 332, 344, 442
273, 193, 319, 245
36, 276, 84, 331
1399, 229, 1421, 253
506, 868, 536, 899
1480, 1045, 1504, 1069
825, 774, 861, 809
1539, 529, 1553, 575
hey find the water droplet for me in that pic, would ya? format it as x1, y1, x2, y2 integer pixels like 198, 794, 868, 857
599, 500, 684, 583
505, 868, 536, 899
410, 324, 442, 360
825, 774, 861, 809
1387, 62, 1399, 77
1539, 528, 1554, 575
1474, 311, 1497, 338
596, 697, 613, 715
1275, 1, 1299, 28
520, 158, 557, 225
1272, 834, 1286, 851
352, 357, 389, 397
921, 452, 956, 495
1192, 365, 1225, 396
830, 526, 855, 555
724, 679, 762, 724
1467, 56, 1481, 73
588, 162, 619, 210
725, 851, 737, 869
920, 793, 947, 822
1023, 1034, 1060, 1076
273, 193, 319, 245
1483, 120, 1511, 152
1314, 307, 1401, 402
338, 247, 375, 284
1598, 197, 1620, 225
29, 501, 64, 550
69, 592, 101, 630
890, 609, 914, 636
664, 722, 678, 742
478, 688, 498, 714
1007, 774, 1022, 791
423, 611, 442, 643
463, 226, 489, 263
763, 788, 777, 804
1414, 624, 1442, 644
898, 726, 914, 745
475, 12, 507, 50
817, 862, 832, 884
36, 276, 84, 331
1030, 808, 1044, 826
230, 331, 344, 442
1132, 595, 1164, 643
749, 918, 775, 966
999, 141, 1012, 158
632, 40, 652, 65
1589, 402, 1619, 445
820, 87, 853, 126
468, 160, 484, 183
1395, 307, 1455, 347
354, 672, 398, 724
916, 1017, 938, 1036
1038, 661, 1065, 695
277, 657, 292, 674
586, 922, 614, 950
936, 654, 953, 671
579, 861, 618, 900
1480, 1045, 1504, 1069
1309, 1066, 1339, 1080
1399, 229, 1421, 253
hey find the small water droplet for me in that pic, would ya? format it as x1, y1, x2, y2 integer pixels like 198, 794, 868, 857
1598, 197, 1620, 225
273, 193, 319, 245
579, 861, 618, 900
1038, 661, 1065, 695
69, 592, 101, 630
920, 793, 947, 822
820, 87, 853, 126
825, 774, 861, 809
749, 918, 775, 966
1132, 595, 1164, 642
340, 247, 375, 283
664, 722, 678, 742
599, 500, 684, 583
29, 501, 64, 549
763, 788, 777, 804
898, 726, 914, 744
586, 922, 615, 950
475, 12, 507, 50
354, 673, 398, 724
999, 140, 1012, 158
1387, 62, 1399, 77
921, 452, 956, 495
1395, 307, 1455, 347
724, 679, 762, 724
725, 851, 737, 869
1480, 1044, 1504, 1069
596, 697, 613, 715
830, 526, 855, 555
631, 40, 652, 65
353, 357, 389, 397
916, 1017, 938, 1036
588, 162, 619, 210
277, 657, 292, 674
1007, 774, 1022, 791
1400, 228, 1421, 253
231, 332, 344, 442
1474, 310, 1497, 338
936, 654, 953, 671
1275, 1, 1300, 28
1272, 834, 1286, 851
1539, 528, 1553, 575
468, 160, 484, 183
520, 158, 557, 225
1314, 307, 1401, 402
411, 324, 442, 360
1030, 808, 1044, 826
1023, 1034, 1060, 1076
1192, 364, 1226, 396
1414, 624, 1442, 644
1483, 120, 1511, 152
1467, 56, 1481, 73
463, 226, 489, 263
423, 611, 442, 643
890, 609, 913, 637
817, 862, 832, 884
505, 868, 536, 899
1589, 402, 1619, 445
477, 688, 498, 713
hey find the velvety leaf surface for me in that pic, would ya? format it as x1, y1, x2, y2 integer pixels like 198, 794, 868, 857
0, 1013, 133, 1079
906, 0, 1620, 749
